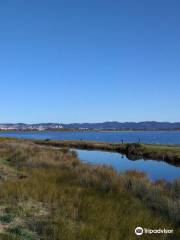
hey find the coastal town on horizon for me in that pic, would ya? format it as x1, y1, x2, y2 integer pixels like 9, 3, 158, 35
0, 121, 180, 131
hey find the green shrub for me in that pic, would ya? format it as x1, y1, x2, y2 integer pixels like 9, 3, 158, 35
8, 226, 37, 240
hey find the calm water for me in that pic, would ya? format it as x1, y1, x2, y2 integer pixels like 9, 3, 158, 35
0, 130, 180, 144
76, 149, 180, 181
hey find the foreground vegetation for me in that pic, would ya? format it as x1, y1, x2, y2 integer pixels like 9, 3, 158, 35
35, 139, 180, 166
0, 138, 179, 239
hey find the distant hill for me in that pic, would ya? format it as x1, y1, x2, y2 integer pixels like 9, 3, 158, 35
62, 121, 180, 130
0, 121, 180, 131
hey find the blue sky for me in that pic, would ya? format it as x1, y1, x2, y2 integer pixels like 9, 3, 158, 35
0, 0, 179, 123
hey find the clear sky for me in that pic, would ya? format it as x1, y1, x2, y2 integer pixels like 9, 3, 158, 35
0, 0, 179, 123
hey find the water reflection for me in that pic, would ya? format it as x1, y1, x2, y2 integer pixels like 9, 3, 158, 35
76, 149, 180, 181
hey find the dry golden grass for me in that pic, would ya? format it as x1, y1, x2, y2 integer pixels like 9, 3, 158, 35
0, 139, 179, 239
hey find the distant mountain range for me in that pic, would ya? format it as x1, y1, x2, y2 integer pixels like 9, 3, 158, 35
62, 121, 180, 130
0, 122, 180, 131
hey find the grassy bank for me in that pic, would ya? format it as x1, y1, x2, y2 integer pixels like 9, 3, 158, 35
0, 138, 179, 239
34, 139, 180, 166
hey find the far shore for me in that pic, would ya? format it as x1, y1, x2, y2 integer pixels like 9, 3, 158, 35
1, 129, 180, 132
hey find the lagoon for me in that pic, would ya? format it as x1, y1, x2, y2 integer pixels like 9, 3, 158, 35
0, 130, 180, 144
76, 149, 180, 181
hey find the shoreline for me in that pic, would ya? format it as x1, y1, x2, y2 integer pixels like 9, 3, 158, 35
1, 129, 180, 132
1, 137, 180, 166
32, 139, 180, 166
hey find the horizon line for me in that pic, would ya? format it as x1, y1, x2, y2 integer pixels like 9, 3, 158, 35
0, 121, 180, 125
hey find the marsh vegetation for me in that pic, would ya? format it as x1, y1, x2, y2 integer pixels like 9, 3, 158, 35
0, 138, 179, 239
